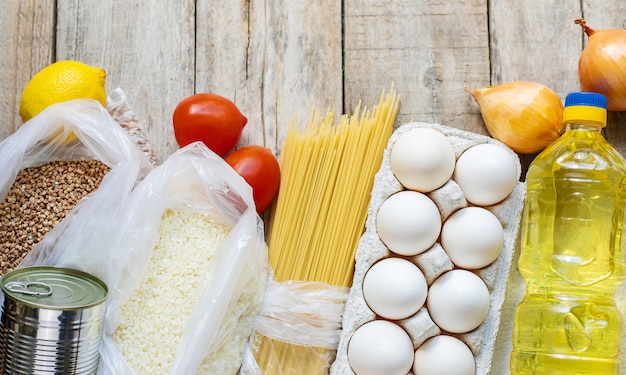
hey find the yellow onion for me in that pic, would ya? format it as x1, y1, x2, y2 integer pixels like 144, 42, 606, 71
576, 18, 626, 111
466, 81, 563, 154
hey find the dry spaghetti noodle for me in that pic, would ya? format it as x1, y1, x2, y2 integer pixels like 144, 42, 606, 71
253, 86, 399, 374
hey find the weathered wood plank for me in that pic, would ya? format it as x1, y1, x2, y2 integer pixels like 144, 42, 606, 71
0, 0, 55, 138
1, 1, 624, 162
0, 0, 22, 139
581, 1, 626, 31
489, 0, 582, 95
195, 0, 344, 155
487, 0, 583, 172
343, 0, 490, 135
55, 0, 195, 162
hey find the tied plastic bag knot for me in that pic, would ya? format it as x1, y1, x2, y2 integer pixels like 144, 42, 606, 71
240, 275, 349, 375
253, 274, 349, 349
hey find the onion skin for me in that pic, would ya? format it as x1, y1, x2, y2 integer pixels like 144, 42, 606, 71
576, 18, 626, 111
466, 81, 563, 154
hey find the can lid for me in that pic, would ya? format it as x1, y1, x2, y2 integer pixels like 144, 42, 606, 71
1, 266, 108, 310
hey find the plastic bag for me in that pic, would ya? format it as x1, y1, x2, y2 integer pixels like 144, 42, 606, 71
23, 139, 268, 374
106, 87, 159, 166
3, 97, 153, 274
0, 98, 152, 197
240, 275, 349, 375
102, 142, 268, 374
251, 275, 348, 348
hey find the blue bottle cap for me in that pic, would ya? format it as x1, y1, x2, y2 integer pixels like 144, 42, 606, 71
564, 92, 607, 109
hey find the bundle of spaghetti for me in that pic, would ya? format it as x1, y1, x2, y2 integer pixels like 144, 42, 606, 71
252, 86, 399, 374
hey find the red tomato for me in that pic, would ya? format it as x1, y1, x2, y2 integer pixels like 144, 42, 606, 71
225, 146, 281, 213
172, 93, 247, 156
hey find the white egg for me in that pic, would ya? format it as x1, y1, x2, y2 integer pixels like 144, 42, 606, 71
441, 207, 504, 269
413, 335, 476, 375
348, 320, 414, 375
363, 258, 428, 320
390, 128, 456, 193
453, 143, 518, 206
376, 191, 441, 256
426, 269, 490, 333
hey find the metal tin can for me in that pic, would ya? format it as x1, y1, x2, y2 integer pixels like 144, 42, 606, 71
0, 266, 108, 375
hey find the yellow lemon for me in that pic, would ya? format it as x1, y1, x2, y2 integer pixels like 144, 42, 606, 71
19, 60, 107, 123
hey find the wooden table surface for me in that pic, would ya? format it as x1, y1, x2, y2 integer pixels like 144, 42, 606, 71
2, 1, 625, 166
1, 1, 626, 374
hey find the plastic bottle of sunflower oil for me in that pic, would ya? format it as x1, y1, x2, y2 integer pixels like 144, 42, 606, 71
511, 92, 626, 375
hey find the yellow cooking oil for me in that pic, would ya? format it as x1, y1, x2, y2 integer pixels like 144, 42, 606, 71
511, 92, 626, 375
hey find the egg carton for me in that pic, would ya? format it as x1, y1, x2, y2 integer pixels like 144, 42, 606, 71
329, 122, 525, 375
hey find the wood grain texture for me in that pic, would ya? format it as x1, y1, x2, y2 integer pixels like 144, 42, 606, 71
1, 1, 624, 162
0, 0, 55, 138
489, 0, 581, 94
0, 0, 21, 139
343, 0, 490, 135
56, 0, 195, 162
196, 0, 343, 155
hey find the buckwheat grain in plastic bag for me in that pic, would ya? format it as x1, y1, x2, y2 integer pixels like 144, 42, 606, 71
3, 97, 153, 274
